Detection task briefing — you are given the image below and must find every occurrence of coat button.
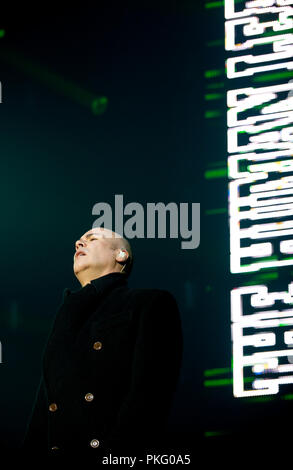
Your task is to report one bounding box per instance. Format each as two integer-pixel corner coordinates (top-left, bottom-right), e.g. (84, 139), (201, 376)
(85, 392), (94, 402)
(90, 439), (100, 448)
(49, 403), (58, 412)
(93, 341), (102, 350)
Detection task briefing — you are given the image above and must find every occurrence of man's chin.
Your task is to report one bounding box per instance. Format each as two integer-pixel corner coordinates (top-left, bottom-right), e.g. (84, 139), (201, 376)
(73, 262), (90, 275)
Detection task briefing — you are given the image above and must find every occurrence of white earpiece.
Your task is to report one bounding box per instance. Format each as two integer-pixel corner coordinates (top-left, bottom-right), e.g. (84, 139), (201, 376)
(119, 251), (126, 258)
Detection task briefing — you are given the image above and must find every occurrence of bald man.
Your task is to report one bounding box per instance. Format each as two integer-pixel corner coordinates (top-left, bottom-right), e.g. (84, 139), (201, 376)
(22, 228), (183, 462)
(74, 228), (133, 285)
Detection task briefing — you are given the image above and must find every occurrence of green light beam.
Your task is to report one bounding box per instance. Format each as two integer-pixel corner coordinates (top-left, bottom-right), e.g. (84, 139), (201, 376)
(0, 48), (108, 115)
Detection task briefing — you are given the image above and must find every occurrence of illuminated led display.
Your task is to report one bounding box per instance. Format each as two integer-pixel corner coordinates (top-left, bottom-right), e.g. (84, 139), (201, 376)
(231, 284), (293, 397)
(226, 4), (293, 274)
(225, 0), (293, 397)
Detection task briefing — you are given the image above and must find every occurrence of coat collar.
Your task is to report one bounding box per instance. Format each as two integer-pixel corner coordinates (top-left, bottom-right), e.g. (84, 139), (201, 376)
(90, 272), (128, 295)
(61, 273), (129, 333)
(63, 272), (127, 301)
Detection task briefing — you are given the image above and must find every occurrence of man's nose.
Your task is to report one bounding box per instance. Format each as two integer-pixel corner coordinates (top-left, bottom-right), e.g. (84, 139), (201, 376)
(75, 239), (86, 251)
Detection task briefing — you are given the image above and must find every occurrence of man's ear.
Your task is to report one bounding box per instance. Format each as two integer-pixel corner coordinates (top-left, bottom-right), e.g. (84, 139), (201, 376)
(116, 249), (129, 263)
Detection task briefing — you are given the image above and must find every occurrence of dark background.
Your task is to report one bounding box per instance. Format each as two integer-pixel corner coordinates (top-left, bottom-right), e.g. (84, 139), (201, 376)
(0, 0), (291, 458)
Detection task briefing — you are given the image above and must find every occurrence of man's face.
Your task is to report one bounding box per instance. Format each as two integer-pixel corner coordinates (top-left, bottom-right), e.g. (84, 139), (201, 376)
(73, 227), (120, 277)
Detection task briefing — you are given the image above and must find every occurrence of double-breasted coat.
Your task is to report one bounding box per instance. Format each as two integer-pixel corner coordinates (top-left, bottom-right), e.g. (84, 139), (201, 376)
(22, 272), (183, 460)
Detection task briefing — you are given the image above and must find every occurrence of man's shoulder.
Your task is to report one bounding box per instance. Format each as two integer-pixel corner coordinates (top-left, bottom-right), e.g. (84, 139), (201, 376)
(125, 287), (181, 326)
(126, 287), (177, 306)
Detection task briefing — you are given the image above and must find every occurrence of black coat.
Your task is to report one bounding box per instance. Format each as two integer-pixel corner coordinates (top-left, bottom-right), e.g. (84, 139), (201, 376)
(22, 272), (183, 461)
